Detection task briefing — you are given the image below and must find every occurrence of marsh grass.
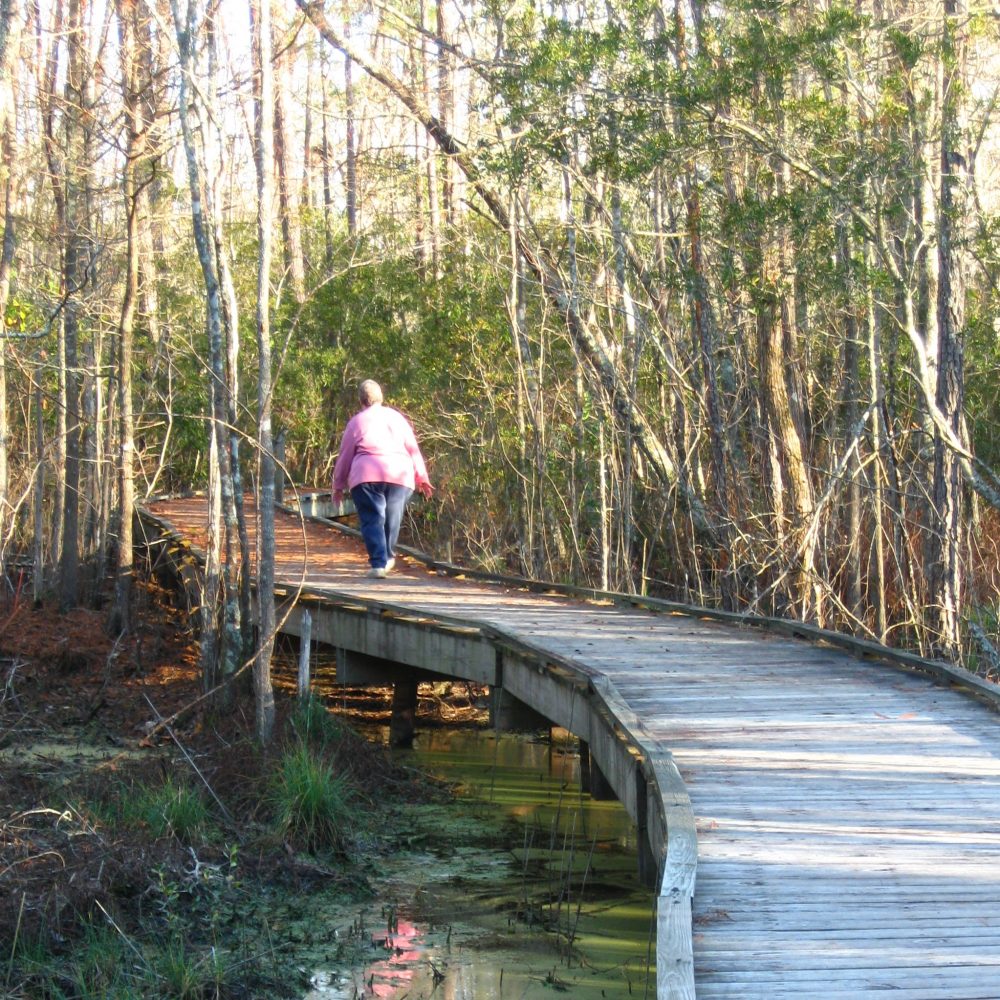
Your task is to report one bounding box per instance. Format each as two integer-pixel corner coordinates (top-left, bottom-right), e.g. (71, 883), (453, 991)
(5, 917), (243, 1000)
(271, 744), (355, 854)
(60, 923), (138, 998)
(119, 777), (212, 843)
(152, 932), (226, 1000)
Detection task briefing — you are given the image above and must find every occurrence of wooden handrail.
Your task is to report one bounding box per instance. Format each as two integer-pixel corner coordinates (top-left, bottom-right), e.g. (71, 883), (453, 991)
(281, 494), (1000, 713)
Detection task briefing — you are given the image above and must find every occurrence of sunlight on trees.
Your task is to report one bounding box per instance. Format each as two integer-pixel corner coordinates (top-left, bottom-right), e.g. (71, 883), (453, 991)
(0, 0), (998, 735)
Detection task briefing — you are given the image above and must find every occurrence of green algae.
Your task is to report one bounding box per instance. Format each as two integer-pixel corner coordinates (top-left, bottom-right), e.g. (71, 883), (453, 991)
(297, 727), (655, 999)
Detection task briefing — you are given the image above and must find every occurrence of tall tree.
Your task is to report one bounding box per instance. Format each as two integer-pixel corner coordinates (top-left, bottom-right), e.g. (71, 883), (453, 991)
(170, 0), (241, 690)
(251, 0), (276, 743)
(928, 0), (971, 659)
(0, 0), (20, 569)
(273, 5), (306, 303)
(58, 0), (89, 610)
(110, 0), (151, 635)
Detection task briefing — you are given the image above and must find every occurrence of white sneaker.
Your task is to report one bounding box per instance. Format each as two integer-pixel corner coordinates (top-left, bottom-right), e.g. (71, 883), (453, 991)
(385, 558), (395, 572)
(365, 567), (387, 579)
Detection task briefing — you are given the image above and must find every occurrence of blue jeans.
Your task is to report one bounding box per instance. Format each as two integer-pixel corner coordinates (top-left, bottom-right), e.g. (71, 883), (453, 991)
(350, 483), (413, 568)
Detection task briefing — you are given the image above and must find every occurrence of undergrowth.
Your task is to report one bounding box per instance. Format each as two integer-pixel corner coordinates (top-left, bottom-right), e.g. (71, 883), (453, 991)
(0, 691), (436, 1000)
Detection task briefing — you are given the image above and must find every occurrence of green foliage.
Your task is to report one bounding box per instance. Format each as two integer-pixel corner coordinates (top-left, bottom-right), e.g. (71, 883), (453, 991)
(270, 745), (354, 855)
(277, 226), (512, 485)
(2, 291), (46, 335)
(114, 777), (212, 844)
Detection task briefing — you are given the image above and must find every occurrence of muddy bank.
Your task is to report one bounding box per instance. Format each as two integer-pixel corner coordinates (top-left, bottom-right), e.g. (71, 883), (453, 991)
(0, 586), (434, 997)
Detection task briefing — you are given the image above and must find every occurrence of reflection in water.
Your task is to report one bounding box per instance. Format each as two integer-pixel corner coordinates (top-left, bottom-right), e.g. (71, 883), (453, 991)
(404, 726), (637, 848)
(304, 725), (655, 999)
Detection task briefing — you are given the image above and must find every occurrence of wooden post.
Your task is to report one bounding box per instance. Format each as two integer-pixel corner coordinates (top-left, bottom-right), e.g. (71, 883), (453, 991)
(579, 739), (592, 794)
(589, 755), (617, 802)
(389, 676), (419, 746)
(298, 609), (311, 701)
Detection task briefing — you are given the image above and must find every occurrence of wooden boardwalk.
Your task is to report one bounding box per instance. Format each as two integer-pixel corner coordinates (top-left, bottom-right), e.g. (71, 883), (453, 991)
(142, 497), (1000, 1000)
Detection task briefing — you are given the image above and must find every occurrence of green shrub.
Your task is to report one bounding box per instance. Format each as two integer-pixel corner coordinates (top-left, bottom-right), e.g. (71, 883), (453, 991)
(271, 746), (353, 854)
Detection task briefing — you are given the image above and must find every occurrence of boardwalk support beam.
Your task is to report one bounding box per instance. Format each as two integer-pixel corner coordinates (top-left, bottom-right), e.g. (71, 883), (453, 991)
(490, 688), (551, 732)
(588, 754), (617, 801)
(636, 769), (657, 889)
(390, 676), (419, 747)
(334, 647), (449, 686)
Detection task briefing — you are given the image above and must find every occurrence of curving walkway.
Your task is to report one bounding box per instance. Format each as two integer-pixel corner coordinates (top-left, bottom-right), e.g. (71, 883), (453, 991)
(142, 497), (1000, 999)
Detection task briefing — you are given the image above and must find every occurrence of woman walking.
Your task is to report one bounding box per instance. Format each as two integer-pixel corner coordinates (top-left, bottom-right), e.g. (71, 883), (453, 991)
(331, 380), (433, 578)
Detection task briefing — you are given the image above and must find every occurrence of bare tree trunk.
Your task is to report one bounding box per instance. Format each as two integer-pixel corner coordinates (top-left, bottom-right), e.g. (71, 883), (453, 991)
(319, 43), (333, 266)
(928, 0), (969, 660)
(171, 0), (238, 691)
(301, 36), (313, 212)
(137, 183), (161, 350)
(756, 58), (816, 619)
(413, 116), (425, 269)
(33, 360), (44, 601)
(81, 51), (102, 581)
(0, 152), (14, 566)
(273, 11), (305, 303)
(866, 253), (888, 643)
(137, 1), (165, 358)
(0, 2), (18, 566)
(419, 0), (439, 274)
(0, 0), (16, 76)
(202, 7), (251, 673)
(110, 0), (147, 636)
(59, 0), (89, 611)
(36, 0), (64, 565)
(838, 215), (862, 621)
(507, 193), (533, 573)
(343, 8), (356, 235)
(435, 0), (453, 226)
(251, 0), (276, 743)
(758, 228), (815, 617)
(598, 422), (609, 591)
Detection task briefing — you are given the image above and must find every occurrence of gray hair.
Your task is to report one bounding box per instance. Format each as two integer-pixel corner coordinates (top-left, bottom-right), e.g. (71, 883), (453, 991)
(358, 379), (383, 406)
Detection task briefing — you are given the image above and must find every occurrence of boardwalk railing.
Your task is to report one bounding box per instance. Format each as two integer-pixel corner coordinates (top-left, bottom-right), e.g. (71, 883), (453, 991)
(296, 493), (1000, 712)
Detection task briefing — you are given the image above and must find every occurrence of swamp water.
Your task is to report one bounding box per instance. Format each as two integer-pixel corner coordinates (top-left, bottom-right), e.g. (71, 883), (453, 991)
(300, 727), (656, 999)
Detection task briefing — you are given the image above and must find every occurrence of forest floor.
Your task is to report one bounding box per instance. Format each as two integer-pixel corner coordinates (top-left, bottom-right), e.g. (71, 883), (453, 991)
(0, 574), (492, 999)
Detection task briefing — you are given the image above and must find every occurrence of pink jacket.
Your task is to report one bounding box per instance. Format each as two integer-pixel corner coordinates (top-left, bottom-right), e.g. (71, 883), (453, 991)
(332, 403), (431, 492)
